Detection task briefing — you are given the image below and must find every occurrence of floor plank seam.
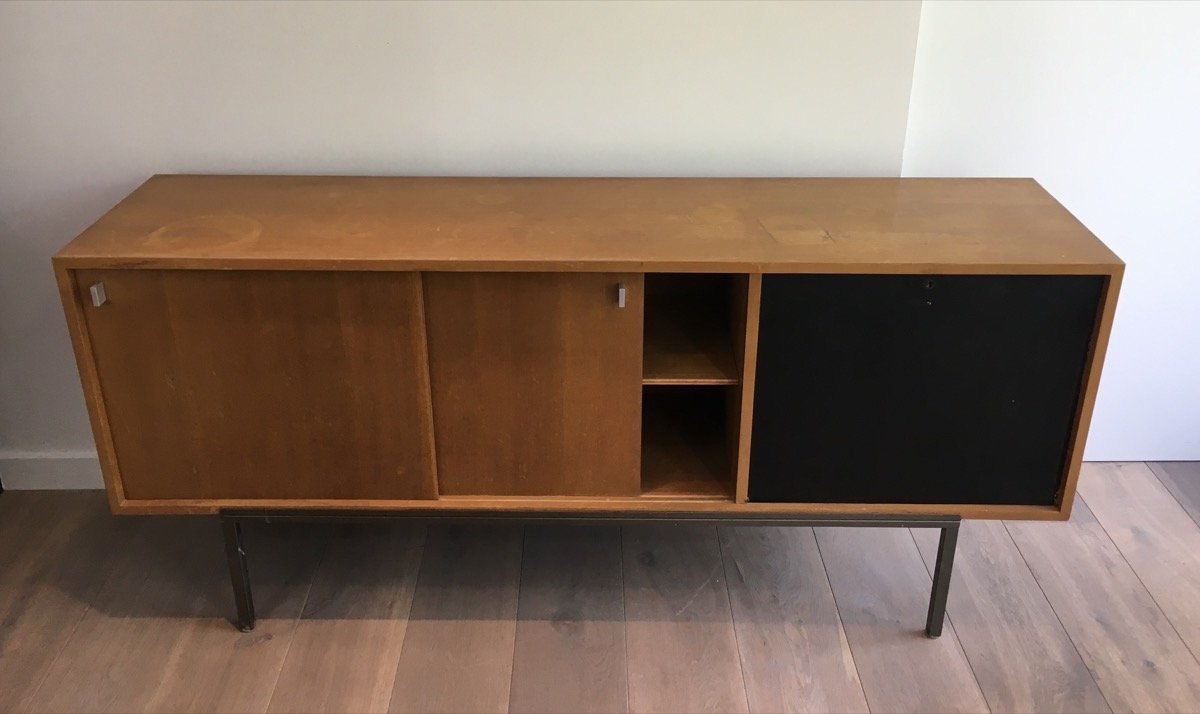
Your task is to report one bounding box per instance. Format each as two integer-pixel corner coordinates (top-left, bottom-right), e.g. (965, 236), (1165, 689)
(1077, 489), (1200, 671)
(21, 518), (146, 713)
(714, 527), (753, 714)
(9, 465), (1200, 714)
(1001, 519), (1116, 714)
(20, 596), (94, 713)
(382, 525), (431, 714)
(264, 530), (334, 714)
(619, 525), (632, 714)
(381, 526), (433, 714)
(509, 526), (530, 713)
(504, 524), (528, 714)
(1147, 462), (1200, 531)
(810, 529), (874, 714)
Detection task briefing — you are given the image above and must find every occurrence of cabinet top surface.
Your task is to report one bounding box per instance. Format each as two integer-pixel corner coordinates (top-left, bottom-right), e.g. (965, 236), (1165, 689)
(54, 175), (1122, 273)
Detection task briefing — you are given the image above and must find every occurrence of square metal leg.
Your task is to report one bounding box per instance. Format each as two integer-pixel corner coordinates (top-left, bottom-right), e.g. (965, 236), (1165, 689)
(221, 516), (256, 632)
(925, 521), (959, 638)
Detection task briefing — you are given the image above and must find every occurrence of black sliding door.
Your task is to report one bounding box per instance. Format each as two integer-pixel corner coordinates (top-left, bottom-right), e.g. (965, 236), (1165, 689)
(748, 274), (1104, 505)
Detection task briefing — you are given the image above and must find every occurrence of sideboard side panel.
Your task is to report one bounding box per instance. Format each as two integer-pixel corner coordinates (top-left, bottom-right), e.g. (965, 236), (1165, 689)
(1056, 268), (1123, 516)
(54, 264), (127, 510)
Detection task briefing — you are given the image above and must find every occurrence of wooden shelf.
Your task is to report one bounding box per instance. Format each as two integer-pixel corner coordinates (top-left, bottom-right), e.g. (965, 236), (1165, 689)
(642, 273), (740, 386)
(642, 320), (739, 385)
(640, 388), (733, 501)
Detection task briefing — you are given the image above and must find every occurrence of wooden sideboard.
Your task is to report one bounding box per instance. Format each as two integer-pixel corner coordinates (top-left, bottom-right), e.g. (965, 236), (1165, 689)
(54, 176), (1122, 633)
(54, 175), (1121, 520)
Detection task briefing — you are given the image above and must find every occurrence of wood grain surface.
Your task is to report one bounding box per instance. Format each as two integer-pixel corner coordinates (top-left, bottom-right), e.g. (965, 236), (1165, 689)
(424, 272), (643, 497)
(111, 494), (1069, 519)
(719, 527), (869, 713)
(815, 527), (988, 713)
(509, 525), (628, 714)
(623, 525), (748, 714)
(75, 269), (438, 502)
(143, 523), (329, 713)
(6, 465), (1200, 714)
(55, 176), (1122, 273)
(1078, 463), (1200, 658)
(0, 492), (134, 713)
(55, 179), (1120, 518)
(268, 524), (425, 714)
(1149, 461), (1200, 527)
(25, 517), (216, 713)
(389, 525), (524, 714)
(1007, 499), (1200, 711)
(911, 520), (1109, 712)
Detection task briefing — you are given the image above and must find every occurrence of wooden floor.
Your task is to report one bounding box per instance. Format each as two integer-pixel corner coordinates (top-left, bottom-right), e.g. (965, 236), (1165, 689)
(3, 462), (1200, 713)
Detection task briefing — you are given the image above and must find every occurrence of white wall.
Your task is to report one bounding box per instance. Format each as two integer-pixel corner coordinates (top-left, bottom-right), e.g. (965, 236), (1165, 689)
(7, 0), (1194, 488)
(902, 1), (1200, 460)
(0, 1), (922, 487)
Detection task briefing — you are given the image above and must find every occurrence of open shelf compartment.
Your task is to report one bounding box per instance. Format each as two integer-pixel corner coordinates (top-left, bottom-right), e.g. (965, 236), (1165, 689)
(642, 274), (743, 385)
(640, 385), (737, 500)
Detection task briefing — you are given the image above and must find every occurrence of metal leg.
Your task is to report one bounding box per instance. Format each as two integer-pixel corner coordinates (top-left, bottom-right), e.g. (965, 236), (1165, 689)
(221, 516), (256, 632)
(925, 519), (960, 638)
(215, 508), (961, 637)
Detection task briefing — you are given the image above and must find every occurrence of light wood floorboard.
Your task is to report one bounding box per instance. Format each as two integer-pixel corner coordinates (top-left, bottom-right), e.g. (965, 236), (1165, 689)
(509, 525), (627, 714)
(623, 525), (748, 714)
(145, 523), (329, 713)
(24, 517), (219, 713)
(388, 524), (524, 714)
(911, 520), (1109, 713)
(1006, 496), (1200, 712)
(2, 461), (1200, 713)
(1078, 463), (1200, 664)
(719, 526), (868, 714)
(0, 492), (135, 714)
(267, 523), (425, 714)
(815, 527), (988, 713)
(1148, 461), (1200, 527)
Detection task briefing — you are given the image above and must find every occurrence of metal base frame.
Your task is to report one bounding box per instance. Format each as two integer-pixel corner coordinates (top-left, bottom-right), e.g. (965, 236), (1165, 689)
(218, 508), (961, 638)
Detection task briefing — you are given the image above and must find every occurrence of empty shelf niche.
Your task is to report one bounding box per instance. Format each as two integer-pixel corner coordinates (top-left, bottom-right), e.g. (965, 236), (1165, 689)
(642, 273), (744, 386)
(641, 386), (735, 500)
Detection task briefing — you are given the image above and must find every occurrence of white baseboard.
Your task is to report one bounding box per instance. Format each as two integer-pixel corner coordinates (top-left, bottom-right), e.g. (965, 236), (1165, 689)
(0, 451), (104, 490)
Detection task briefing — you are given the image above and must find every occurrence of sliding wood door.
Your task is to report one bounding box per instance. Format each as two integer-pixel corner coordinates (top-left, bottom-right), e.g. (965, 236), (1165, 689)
(76, 269), (438, 501)
(424, 272), (643, 497)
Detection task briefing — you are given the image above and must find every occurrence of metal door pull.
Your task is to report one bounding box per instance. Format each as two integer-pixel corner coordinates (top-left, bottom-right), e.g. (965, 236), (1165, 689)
(89, 283), (107, 307)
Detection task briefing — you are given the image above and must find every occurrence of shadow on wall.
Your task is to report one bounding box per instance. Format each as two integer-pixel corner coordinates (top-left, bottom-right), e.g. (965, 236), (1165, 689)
(0, 178), (147, 458)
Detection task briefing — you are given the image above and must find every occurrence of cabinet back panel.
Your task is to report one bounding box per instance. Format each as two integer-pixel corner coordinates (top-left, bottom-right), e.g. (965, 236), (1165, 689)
(749, 274), (1104, 505)
(76, 270), (437, 500)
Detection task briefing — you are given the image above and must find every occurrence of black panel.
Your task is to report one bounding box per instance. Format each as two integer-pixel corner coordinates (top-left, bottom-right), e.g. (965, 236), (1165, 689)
(749, 274), (1104, 505)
